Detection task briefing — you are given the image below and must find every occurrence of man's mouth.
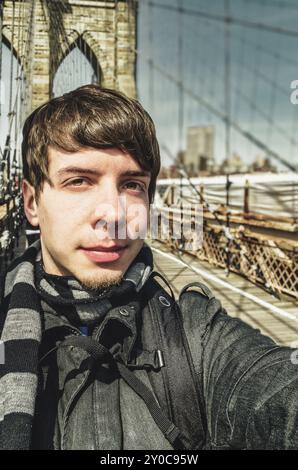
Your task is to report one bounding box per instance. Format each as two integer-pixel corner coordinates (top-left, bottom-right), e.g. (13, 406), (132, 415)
(80, 245), (128, 263)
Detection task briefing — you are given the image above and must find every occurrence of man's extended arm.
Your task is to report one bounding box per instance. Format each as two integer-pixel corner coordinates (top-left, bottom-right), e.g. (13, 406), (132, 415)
(180, 290), (298, 449)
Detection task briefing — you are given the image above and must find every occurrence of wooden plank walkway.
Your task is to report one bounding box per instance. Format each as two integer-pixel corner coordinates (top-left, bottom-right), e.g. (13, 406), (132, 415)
(149, 240), (298, 348)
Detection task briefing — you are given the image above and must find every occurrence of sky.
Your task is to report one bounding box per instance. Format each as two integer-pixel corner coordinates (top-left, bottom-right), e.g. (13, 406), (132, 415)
(1, 0), (298, 171)
(136, 0), (298, 170)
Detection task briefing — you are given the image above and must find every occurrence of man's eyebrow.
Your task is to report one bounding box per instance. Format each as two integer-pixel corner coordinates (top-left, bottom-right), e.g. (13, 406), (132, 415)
(55, 167), (151, 178)
(121, 170), (151, 178)
(56, 167), (100, 177)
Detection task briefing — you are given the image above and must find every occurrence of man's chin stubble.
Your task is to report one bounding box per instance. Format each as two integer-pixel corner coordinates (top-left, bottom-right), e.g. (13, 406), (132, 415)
(79, 272), (123, 292)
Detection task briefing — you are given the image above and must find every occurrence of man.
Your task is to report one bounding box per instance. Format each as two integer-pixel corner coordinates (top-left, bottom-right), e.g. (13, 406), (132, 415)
(0, 85), (297, 450)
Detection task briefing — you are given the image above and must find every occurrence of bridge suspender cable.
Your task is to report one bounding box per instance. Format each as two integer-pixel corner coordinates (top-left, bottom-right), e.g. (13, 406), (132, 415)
(134, 47), (296, 173)
(146, 0), (298, 38)
(224, 0), (231, 277)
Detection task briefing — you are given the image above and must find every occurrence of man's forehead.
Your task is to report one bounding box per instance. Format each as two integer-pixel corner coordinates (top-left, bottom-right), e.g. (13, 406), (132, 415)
(48, 146), (150, 177)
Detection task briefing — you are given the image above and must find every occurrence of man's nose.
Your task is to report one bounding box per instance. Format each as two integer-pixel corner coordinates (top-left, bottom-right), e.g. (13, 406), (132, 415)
(96, 185), (117, 209)
(93, 185), (127, 237)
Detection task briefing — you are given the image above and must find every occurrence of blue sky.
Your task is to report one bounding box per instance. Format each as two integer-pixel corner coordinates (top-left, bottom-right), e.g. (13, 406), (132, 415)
(136, 0), (298, 169)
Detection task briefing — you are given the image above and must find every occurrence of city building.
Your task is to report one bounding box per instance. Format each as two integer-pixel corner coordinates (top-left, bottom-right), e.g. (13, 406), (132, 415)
(184, 126), (215, 174)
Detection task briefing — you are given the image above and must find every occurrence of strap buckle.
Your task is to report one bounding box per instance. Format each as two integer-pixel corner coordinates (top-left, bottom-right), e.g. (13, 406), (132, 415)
(126, 349), (165, 371)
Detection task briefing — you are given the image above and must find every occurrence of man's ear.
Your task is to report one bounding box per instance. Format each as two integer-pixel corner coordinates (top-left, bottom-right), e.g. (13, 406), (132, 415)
(22, 179), (39, 227)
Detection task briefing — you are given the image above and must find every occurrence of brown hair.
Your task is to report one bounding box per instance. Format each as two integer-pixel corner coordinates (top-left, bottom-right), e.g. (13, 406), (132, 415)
(22, 84), (160, 203)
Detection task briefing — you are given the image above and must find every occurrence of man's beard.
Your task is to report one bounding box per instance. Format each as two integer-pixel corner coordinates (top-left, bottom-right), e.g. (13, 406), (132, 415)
(78, 270), (123, 293)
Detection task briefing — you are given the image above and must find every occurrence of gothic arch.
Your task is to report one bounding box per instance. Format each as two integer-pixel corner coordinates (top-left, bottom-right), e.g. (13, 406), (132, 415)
(54, 33), (103, 86)
(1, 34), (22, 67)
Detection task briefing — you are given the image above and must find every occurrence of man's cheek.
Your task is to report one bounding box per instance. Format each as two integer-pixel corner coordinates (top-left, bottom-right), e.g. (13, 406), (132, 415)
(40, 212), (71, 239)
(126, 203), (148, 240)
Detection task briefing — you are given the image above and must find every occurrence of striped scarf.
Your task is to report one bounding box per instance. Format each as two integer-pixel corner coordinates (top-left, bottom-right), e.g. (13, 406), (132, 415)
(0, 240), (153, 450)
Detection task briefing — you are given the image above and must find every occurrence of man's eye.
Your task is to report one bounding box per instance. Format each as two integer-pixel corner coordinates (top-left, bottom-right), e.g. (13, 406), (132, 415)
(66, 178), (89, 187)
(123, 181), (145, 191)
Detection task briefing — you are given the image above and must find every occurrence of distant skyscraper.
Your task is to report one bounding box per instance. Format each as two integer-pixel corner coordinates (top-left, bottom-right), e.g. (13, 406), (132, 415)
(184, 126), (215, 173)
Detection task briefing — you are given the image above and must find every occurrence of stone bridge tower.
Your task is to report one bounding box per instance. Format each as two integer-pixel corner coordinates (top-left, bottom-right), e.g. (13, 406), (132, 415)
(2, 0), (138, 112)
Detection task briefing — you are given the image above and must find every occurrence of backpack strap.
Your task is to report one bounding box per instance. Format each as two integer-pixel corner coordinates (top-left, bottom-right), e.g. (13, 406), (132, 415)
(142, 272), (207, 449)
(177, 280), (215, 445)
(179, 281), (215, 300)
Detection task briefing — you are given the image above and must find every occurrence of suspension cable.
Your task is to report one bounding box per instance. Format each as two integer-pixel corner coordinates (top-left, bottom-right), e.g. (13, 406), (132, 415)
(145, 1), (298, 38)
(133, 46), (296, 172)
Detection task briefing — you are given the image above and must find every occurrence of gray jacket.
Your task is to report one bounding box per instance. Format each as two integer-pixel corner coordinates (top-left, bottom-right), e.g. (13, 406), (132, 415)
(32, 277), (298, 450)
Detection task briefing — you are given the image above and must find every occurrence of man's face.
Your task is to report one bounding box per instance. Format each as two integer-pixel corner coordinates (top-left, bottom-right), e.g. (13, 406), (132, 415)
(23, 147), (151, 290)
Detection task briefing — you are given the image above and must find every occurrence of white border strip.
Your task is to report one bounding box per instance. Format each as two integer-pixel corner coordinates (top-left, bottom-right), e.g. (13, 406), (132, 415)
(151, 246), (298, 324)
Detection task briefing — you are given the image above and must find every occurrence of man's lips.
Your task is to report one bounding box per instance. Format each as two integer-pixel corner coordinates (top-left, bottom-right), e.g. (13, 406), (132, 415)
(82, 245), (127, 252)
(80, 245), (128, 262)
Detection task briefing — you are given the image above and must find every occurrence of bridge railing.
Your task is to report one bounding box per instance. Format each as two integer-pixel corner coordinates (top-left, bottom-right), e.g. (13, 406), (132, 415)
(0, 168), (24, 275)
(148, 205), (298, 302)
